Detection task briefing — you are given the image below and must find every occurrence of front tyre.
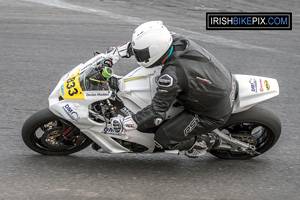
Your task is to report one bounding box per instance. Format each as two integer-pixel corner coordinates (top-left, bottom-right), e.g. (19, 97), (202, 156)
(22, 108), (92, 155)
(210, 106), (281, 159)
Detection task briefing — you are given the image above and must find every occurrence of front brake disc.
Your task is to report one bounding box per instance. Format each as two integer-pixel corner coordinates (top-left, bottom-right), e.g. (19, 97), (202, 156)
(41, 127), (73, 150)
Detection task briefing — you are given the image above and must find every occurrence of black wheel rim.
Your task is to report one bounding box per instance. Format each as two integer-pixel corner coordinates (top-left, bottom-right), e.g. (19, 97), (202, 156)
(31, 119), (88, 152)
(219, 122), (275, 156)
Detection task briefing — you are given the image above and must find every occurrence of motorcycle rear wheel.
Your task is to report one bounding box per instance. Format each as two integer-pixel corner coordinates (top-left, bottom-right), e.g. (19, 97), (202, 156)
(209, 106), (281, 159)
(22, 108), (92, 155)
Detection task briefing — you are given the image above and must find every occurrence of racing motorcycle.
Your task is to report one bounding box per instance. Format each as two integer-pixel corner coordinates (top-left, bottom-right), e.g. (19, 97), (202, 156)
(22, 53), (281, 159)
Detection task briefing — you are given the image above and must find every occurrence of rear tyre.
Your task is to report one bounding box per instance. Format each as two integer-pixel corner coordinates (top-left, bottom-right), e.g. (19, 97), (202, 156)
(209, 106), (281, 159)
(22, 108), (92, 155)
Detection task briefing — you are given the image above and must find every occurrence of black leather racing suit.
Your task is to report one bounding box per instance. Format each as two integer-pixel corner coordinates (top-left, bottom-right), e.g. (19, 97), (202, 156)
(131, 34), (236, 149)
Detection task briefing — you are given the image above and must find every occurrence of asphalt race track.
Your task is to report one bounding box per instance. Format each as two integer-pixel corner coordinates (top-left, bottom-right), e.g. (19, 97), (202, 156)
(0, 0), (299, 199)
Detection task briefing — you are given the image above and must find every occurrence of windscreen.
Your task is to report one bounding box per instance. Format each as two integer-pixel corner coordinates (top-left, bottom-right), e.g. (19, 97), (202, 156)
(79, 67), (109, 91)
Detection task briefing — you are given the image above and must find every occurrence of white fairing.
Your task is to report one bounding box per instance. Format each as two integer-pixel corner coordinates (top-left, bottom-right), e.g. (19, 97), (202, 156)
(117, 66), (184, 119)
(48, 54), (157, 153)
(118, 66), (161, 111)
(232, 74), (279, 113)
(48, 54), (279, 154)
(49, 54), (112, 127)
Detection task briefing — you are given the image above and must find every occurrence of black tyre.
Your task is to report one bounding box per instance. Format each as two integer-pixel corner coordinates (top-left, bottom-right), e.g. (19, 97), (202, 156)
(22, 108), (92, 155)
(209, 106), (281, 159)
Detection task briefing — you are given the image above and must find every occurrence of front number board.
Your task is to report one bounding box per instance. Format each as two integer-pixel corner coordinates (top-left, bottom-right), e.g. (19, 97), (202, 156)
(60, 74), (85, 100)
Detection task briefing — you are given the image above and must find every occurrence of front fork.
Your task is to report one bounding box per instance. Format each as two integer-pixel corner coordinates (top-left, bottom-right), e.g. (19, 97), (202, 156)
(212, 129), (261, 156)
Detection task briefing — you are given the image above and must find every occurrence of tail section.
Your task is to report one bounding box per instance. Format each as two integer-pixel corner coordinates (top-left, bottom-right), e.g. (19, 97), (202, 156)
(233, 74), (279, 113)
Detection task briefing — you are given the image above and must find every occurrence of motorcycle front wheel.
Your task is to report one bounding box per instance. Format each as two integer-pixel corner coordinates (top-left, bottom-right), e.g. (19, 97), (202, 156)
(22, 108), (92, 155)
(209, 106), (281, 159)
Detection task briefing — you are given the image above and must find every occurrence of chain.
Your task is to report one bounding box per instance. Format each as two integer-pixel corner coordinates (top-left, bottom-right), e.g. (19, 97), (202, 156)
(231, 134), (257, 146)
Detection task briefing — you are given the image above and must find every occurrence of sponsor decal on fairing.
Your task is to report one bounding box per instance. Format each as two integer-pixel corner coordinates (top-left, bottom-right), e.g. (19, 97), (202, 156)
(259, 79), (264, 92)
(61, 85), (65, 95)
(62, 104), (80, 121)
(264, 80), (270, 90)
(101, 127), (126, 136)
(249, 78), (257, 92)
(85, 92), (110, 97)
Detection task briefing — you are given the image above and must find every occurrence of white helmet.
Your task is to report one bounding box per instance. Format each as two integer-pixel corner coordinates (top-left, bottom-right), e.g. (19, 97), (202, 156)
(131, 21), (173, 68)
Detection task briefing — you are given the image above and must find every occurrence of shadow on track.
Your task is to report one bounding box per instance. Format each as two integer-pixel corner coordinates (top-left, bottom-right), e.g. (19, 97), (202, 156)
(20, 153), (270, 178)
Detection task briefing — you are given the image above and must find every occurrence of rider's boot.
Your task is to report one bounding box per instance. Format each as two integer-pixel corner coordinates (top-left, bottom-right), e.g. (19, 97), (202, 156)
(185, 133), (220, 158)
(169, 137), (196, 151)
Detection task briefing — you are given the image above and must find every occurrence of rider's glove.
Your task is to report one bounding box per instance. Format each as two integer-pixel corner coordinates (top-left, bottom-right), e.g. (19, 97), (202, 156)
(123, 116), (138, 131)
(110, 115), (137, 132)
(106, 42), (133, 64)
(117, 42), (133, 58)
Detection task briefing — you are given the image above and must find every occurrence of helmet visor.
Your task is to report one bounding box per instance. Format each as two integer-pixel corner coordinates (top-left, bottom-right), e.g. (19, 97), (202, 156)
(133, 47), (151, 63)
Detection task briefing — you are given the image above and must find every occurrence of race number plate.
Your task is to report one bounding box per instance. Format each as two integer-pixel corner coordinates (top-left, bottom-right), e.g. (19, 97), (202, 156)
(60, 74), (85, 100)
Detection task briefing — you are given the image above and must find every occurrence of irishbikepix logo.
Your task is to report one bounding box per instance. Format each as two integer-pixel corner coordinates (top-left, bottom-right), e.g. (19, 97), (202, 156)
(206, 12), (292, 30)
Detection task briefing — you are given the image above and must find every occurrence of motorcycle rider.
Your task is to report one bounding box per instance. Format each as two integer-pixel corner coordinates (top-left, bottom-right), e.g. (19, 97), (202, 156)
(107, 21), (236, 158)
